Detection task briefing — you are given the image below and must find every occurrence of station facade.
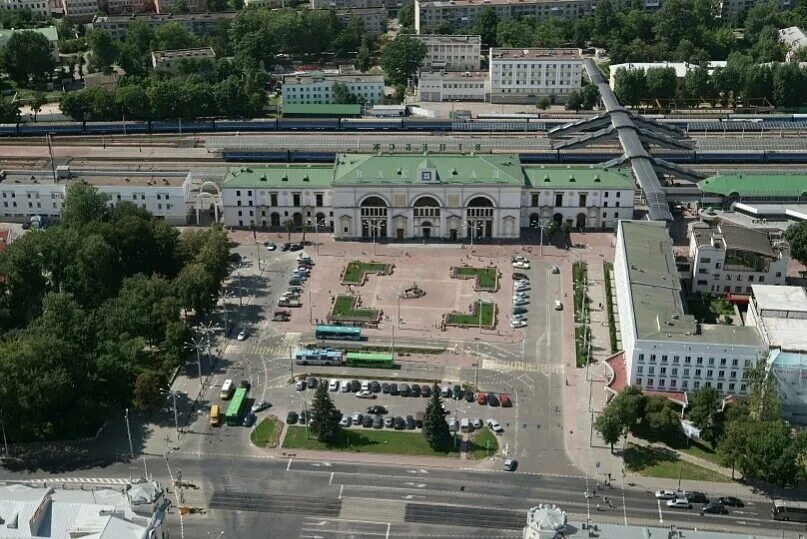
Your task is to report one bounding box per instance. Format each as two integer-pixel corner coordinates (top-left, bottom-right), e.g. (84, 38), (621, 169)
(220, 153), (636, 240)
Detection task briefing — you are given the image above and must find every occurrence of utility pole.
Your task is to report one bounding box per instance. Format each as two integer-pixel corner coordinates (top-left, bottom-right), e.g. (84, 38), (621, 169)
(185, 336), (206, 390)
(170, 391), (179, 433)
(288, 346), (295, 379)
(308, 289), (313, 324)
(237, 271), (243, 307)
(124, 408), (134, 459)
(46, 133), (57, 182)
(1, 423), (8, 458)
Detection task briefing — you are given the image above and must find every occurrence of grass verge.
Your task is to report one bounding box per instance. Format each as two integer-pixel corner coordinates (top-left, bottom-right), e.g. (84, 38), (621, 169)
(331, 295), (379, 321)
(472, 427), (499, 460)
(623, 443), (729, 482)
(603, 262), (618, 353)
(342, 261), (391, 284)
(251, 417), (281, 448)
(282, 426), (460, 457)
(454, 266), (498, 290)
(446, 300), (496, 328)
(575, 325), (590, 367)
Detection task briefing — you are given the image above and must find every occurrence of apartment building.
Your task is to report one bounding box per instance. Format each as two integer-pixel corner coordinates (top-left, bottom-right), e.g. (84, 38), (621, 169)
(489, 48), (584, 103)
(332, 6), (387, 35)
(152, 47), (216, 70)
(282, 72), (385, 105)
(414, 34), (481, 71)
(418, 70), (488, 101)
(104, 0), (149, 14)
(0, 26), (59, 61)
(414, 0), (594, 34)
(62, 0), (98, 22)
(310, 0), (403, 16)
(154, 0), (205, 12)
(688, 222), (789, 296)
(719, 0), (791, 21)
(91, 12), (236, 40)
(614, 220), (765, 396)
(0, 0), (51, 17)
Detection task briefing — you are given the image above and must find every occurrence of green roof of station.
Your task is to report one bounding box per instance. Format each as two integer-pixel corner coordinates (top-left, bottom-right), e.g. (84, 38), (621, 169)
(223, 165), (333, 188)
(282, 104), (362, 116)
(332, 153), (525, 186)
(0, 26), (58, 42)
(523, 166), (634, 189)
(699, 173), (807, 197)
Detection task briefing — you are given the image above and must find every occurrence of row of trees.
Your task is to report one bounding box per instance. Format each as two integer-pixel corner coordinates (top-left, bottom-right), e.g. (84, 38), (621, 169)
(308, 382), (454, 451)
(614, 60), (807, 108)
(595, 363), (807, 486)
(0, 184), (230, 441)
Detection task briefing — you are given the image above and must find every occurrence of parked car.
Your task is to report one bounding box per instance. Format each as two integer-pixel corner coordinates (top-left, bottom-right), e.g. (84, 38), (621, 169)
(367, 405), (387, 415)
(361, 381), (370, 392)
(299, 410), (307, 424)
(389, 383), (399, 395)
(499, 393), (512, 407)
(339, 415), (351, 427)
(281, 242), (291, 251)
(237, 329), (248, 341)
(514, 284), (530, 293)
(286, 411), (299, 424)
(307, 377), (318, 389)
(351, 412), (363, 424)
(399, 384), (411, 397)
(477, 392), (488, 405)
(295, 380), (307, 391)
(251, 401), (270, 413)
(686, 492), (709, 504)
(362, 415), (373, 427)
(421, 385), (431, 398)
(513, 272), (529, 281)
(410, 384), (421, 397)
(452, 384), (463, 399)
(717, 497), (743, 507)
(667, 499), (692, 509)
(355, 390), (376, 399)
(551, 265), (560, 274)
(554, 300), (563, 310)
(340, 380), (351, 393)
(289, 243), (303, 251)
(487, 418), (503, 433)
(265, 242), (277, 251)
(513, 299), (530, 306)
(394, 416), (406, 430)
(384, 416), (394, 428)
(350, 380), (361, 392)
(369, 381), (381, 393)
(512, 307), (528, 315)
(240, 380), (251, 391)
(702, 502), (728, 515)
(512, 261), (530, 269)
(328, 379), (339, 391)
(655, 490), (677, 500)
(511, 319), (527, 328)
(503, 458), (518, 472)
(512, 294), (530, 301)
(382, 382), (390, 394)
(405, 415), (416, 430)
(371, 415), (382, 429)
(487, 393), (500, 407)
(440, 386), (451, 398)
(471, 418), (483, 430)
(464, 390), (474, 402)
(415, 411), (425, 428)
(447, 418), (459, 432)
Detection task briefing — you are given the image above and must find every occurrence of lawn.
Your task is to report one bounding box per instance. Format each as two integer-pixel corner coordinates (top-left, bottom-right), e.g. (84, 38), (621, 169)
(454, 266), (498, 291)
(282, 426), (460, 457)
(573, 261), (589, 324)
(575, 325), (590, 367)
(472, 427), (499, 460)
(342, 261), (391, 285)
(686, 294), (734, 324)
(623, 443), (729, 482)
(446, 301), (496, 328)
(250, 417), (281, 448)
(331, 295), (379, 322)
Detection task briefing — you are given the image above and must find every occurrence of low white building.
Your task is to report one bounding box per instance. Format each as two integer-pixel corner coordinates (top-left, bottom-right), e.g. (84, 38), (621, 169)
(0, 168), (193, 225)
(0, 478), (166, 539)
(614, 220), (765, 396)
(779, 26), (807, 51)
(414, 34), (482, 71)
(152, 47), (216, 70)
(281, 71), (385, 105)
(521, 166), (634, 229)
(489, 48), (584, 104)
(689, 222), (789, 296)
(418, 71), (488, 102)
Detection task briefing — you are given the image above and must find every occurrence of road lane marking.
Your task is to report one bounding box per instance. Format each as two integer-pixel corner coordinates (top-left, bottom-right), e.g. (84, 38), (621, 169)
(287, 457), (293, 471)
(339, 484), (344, 499)
(657, 500), (663, 523)
(385, 523), (391, 539)
(329, 472), (334, 485)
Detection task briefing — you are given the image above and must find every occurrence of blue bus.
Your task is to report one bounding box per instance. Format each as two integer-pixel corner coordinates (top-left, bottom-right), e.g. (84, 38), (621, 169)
(295, 348), (344, 366)
(315, 324), (362, 341)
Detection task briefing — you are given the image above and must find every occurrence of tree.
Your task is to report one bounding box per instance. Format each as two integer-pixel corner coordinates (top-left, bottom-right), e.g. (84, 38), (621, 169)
(472, 6), (499, 46)
(537, 96), (551, 110)
(154, 22), (199, 51)
(333, 82), (359, 104)
(642, 396), (681, 439)
(566, 90), (583, 111)
(595, 408), (623, 453)
(0, 30), (54, 83)
(381, 35), (426, 86)
(30, 92), (47, 122)
(61, 182), (110, 227)
(310, 383), (341, 444)
(683, 67), (712, 101)
(87, 29), (116, 72)
(688, 386), (723, 443)
(116, 84), (149, 121)
(355, 39), (373, 72)
(397, 3), (414, 30)
(773, 63), (805, 108)
(423, 383), (452, 450)
(645, 67), (678, 100)
(284, 219), (294, 241)
(0, 97), (19, 123)
(609, 385), (645, 432)
(718, 416), (749, 478)
(786, 221), (807, 266)
(133, 370), (166, 411)
(581, 84), (600, 109)
(746, 359), (782, 421)
(613, 68), (646, 108)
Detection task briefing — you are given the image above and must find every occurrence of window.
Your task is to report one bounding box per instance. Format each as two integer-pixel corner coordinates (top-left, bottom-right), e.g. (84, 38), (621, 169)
(648, 366), (655, 374)
(650, 354), (656, 361)
(696, 357), (703, 365)
(293, 193), (301, 206)
(718, 370), (725, 378)
(316, 193), (324, 206)
(759, 276), (765, 282)
(270, 193), (278, 206)
(616, 191), (621, 198)
(682, 380), (689, 389)
(744, 359), (751, 367)
(238, 210), (242, 217)
(707, 369), (713, 377)
(694, 381), (700, 389)
(730, 371), (737, 378)
(531, 193), (539, 207)
(660, 367), (667, 375)
(748, 275), (754, 282)
(683, 368), (690, 376)
(661, 355), (668, 363)
(729, 383), (735, 391)
(776, 272), (782, 277)
(720, 358), (727, 366)
(647, 379), (654, 386)
(700, 257), (711, 264)
(741, 384), (747, 392)
(638, 353), (644, 361)
(637, 366), (644, 374)
(695, 369), (702, 376)
(732, 359), (738, 366)
(636, 378), (642, 385)
(685, 356), (691, 364)
(672, 367), (678, 375)
(673, 356), (680, 364)
(659, 379), (665, 387)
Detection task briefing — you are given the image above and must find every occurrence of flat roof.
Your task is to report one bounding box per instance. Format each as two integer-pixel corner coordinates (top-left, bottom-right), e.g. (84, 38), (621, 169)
(753, 284), (807, 313)
(282, 104), (363, 116)
(282, 73), (384, 85)
(93, 11), (236, 22)
(699, 173), (807, 198)
(523, 165), (633, 189)
(223, 165), (333, 188)
(75, 175), (187, 187)
(422, 0), (590, 7)
(153, 47), (215, 61)
(691, 223), (777, 258)
(618, 220), (761, 345)
(0, 25), (58, 42)
(419, 70), (487, 80)
(332, 153), (524, 186)
(753, 286), (807, 351)
(414, 34), (481, 44)
(491, 48), (583, 60)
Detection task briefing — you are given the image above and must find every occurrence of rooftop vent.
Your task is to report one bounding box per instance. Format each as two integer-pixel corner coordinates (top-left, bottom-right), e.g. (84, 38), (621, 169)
(594, 175), (601, 182)
(281, 175), (288, 182)
(260, 175), (267, 182)
(303, 176), (309, 182)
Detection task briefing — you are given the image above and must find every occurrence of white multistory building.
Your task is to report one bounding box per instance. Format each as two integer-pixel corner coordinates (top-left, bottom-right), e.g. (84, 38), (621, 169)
(281, 72), (385, 105)
(0, 0), (51, 17)
(414, 34), (482, 71)
(614, 220), (766, 396)
(689, 222), (789, 296)
(418, 71), (488, 102)
(489, 48), (584, 104)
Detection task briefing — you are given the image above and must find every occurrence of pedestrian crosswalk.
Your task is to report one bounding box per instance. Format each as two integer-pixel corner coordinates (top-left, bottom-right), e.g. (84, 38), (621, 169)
(239, 332), (301, 358)
(9, 477), (130, 486)
(482, 358), (563, 374)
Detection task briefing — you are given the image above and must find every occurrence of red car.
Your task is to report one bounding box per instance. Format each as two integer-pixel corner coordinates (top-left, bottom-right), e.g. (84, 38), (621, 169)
(477, 392), (488, 405)
(499, 393), (512, 407)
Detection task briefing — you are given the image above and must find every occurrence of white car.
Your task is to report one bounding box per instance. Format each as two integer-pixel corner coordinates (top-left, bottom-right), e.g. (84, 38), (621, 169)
(328, 379), (339, 391)
(355, 390), (376, 399)
(265, 242), (277, 251)
(361, 381), (370, 392)
(512, 256), (529, 263)
(472, 418), (483, 430)
(667, 498), (692, 509)
(513, 299), (529, 306)
(486, 418), (504, 433)
(340, 380), (351, 392)
(512, 261), (531, 269)
(237, 329), (247, 341)
(551, 265), (560, 274)
(511, 319), (527, 328)
(655, 490), (677, 500)
(514, 284), (530, 292)
(512, 294), (530, 301)
(339, 415), (351, 427)
(554, 300), (563, 310)
(251, 401), (270, 413)
(351, 412), (362, 423)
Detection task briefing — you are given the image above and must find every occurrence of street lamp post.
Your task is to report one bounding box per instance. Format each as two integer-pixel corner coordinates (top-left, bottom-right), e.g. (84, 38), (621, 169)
(185, 336), (206, 390)
(309, 218), (326, 256)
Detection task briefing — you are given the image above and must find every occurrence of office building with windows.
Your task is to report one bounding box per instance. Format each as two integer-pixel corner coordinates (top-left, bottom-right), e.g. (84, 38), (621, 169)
(489, 48), (584, 103)
(281, 72), (385, 105)
(418, 70), (488, 102)
(414, 34), (482, 71)
(414, 0), (594, 33)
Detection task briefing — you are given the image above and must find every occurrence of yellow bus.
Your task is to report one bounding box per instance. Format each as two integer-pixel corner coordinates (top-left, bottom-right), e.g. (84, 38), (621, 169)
(210, 404), (221, 427)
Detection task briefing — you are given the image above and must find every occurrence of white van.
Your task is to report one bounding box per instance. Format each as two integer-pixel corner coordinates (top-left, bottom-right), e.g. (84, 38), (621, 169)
(220, 379), (234, 400)
(460, 418), (471, 432)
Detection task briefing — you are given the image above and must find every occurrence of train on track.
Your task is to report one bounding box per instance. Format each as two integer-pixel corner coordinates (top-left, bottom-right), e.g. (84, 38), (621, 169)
(3, 114), (807, 138)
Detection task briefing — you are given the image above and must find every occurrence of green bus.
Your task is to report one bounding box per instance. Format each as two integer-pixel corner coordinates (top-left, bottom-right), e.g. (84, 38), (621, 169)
(345, 352), (394, 369)
(225, 387), (248, 425)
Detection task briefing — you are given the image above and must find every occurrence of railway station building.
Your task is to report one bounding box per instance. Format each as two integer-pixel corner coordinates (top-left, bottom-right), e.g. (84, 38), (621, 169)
(219, 153), (635, 239)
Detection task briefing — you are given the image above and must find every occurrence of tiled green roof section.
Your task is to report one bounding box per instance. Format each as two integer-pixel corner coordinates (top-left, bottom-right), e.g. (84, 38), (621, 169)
(523, 166), (634, 189)
(283, 104), (362, 116)
(0, 26), (58, 42)
(619, 220), (761, 345)
(699, 173), (807, 197)
(223, 165), (333, 188)
(332, 153), (524, 185)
